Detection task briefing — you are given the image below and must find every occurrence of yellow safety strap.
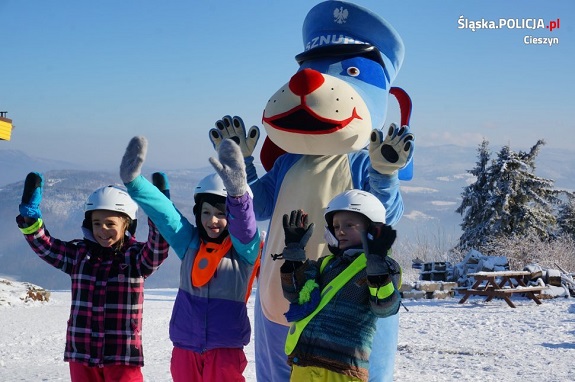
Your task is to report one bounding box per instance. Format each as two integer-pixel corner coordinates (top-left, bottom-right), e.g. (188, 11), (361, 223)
(19, 219), (43, 235)
(284, 253), (366, 355)
(369, 282), (395, 299)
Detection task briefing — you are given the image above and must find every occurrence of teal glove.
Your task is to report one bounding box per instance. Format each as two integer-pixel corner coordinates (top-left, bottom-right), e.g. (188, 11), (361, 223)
(152, 172), (170, 199)
(208, 139), (247, 197)
(19, 172), (43, 219)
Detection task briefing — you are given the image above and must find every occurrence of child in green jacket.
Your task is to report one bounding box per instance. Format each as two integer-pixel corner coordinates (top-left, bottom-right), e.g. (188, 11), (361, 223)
(276, 189), (401, 382)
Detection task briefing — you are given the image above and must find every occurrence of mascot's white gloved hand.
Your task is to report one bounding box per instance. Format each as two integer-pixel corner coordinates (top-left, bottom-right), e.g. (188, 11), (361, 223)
(209, 138), (247, 197)
(209, 115), (260, 158)
(369, 123), (415, 175)
(120, 136), (148, 184)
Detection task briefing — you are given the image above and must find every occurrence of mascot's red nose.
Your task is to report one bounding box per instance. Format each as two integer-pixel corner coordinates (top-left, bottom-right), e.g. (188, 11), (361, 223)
(289, 68), (325, 96)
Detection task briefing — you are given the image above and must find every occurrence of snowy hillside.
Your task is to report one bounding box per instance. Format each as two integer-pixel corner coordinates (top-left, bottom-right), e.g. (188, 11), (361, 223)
(1, 279), (575, 381)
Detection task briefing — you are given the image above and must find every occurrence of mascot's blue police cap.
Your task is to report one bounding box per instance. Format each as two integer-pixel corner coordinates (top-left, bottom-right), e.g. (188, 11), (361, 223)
(297, 0), (404, 82)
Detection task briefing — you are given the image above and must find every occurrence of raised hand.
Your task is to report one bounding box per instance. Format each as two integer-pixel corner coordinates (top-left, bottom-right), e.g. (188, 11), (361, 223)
(152, 172), (170, 199)
(366, 223), (396, 256)
(365, 223), (397, 278)
(280, 209), (315, 262)
(209, 139), (247, 197)
(209, 115), (260, 158)
(369, 123), (414, 175)
(120, 136), (148, 184)
(19, 172), (44, 220)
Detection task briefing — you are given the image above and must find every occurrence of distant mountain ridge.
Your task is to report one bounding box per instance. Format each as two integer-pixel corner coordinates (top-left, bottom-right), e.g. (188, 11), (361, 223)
(1, 146), (573, 289)
(0, 149), (90, 187)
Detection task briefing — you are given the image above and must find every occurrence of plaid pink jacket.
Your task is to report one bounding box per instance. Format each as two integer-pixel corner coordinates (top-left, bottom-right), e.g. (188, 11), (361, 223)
(17, 215), (169, 367)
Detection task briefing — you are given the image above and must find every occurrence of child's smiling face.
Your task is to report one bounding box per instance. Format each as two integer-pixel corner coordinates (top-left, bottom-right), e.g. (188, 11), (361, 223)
(331, 211), (369, 250)
(200, 202), (228, 239)
(91, 210), (128, 247)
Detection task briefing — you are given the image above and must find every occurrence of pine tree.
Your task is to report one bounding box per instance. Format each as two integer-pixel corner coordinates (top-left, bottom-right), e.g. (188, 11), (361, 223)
(483, 140), (560, 244)
(558, 194), (575, 239)
(456, 139), (561, 255)
(456, 139), (491, 250)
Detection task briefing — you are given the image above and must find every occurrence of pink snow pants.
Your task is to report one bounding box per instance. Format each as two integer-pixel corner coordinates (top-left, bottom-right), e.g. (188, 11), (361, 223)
(170, 346), (248, 382)
(69, 361), (143, 382)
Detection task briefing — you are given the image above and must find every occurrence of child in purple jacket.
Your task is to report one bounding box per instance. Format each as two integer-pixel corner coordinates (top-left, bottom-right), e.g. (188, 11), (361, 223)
(119, 137), (261, 381)
(16, 174), (169, 382)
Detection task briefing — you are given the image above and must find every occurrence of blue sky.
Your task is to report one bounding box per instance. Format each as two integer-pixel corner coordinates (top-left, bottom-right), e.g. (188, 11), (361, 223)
(1, 0), (573, 170)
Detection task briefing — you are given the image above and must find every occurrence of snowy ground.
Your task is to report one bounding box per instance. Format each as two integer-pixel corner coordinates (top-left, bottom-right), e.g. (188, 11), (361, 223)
(1, 281), (575, 382)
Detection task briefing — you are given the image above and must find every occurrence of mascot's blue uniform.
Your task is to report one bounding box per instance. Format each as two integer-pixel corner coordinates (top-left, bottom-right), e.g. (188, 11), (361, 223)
(210, 2), (415, 381)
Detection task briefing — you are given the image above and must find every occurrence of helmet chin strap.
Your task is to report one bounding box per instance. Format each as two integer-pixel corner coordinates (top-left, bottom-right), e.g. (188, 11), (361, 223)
(323, 226), (339, 247)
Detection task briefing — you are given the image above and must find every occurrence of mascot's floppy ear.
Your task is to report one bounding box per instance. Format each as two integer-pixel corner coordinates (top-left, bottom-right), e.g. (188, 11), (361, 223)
(261, 138), (286, 172)
(389, 87), (414, 181)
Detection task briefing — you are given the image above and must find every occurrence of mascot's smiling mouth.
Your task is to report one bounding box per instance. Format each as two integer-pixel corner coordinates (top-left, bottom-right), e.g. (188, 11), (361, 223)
(263, 104), (362, 135)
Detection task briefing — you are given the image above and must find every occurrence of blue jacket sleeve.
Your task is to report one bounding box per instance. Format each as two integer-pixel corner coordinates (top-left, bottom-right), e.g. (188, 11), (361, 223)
(367, 168), (403, 227)
(125, 175), (198, 259)
(348, 150), (404, 227)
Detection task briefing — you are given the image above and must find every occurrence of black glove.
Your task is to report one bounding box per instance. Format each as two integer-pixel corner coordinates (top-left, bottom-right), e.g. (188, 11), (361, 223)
(19, 172), (44, 219)
(365, 223), (396, 278)
(281, 210), (315, 262)
(152, 172), (170, 199)
(367, 223), (396, 256)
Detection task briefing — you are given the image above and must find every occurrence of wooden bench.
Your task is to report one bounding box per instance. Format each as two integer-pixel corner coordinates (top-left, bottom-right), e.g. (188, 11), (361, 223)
(493, 286), (547, 294)
(459, 272), (548, 308)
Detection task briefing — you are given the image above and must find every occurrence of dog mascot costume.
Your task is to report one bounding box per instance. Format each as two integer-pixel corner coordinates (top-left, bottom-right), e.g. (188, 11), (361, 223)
(209, 1), (414, 381)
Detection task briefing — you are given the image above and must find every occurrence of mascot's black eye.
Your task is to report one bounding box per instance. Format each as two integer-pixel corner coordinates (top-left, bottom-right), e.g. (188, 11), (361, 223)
(346, 67), (360, 77)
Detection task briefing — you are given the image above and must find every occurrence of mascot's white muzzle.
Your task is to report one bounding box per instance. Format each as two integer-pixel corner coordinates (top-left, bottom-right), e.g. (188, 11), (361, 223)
(263, 68), (372, 155)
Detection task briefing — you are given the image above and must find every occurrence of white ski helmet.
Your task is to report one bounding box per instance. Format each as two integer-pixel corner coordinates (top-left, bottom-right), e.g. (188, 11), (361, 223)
(193, 173), (252, 201)
(194, 173), (227, 200)
(85, 185), (138, 219)
(324, 189), (386, 227)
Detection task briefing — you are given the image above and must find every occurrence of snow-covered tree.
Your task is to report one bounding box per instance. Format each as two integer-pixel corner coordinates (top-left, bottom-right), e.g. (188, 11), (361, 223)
(558, 194), (575, 239)
(456, 139), (562, 255)
(456, 139), (492, 250)
(485, 140), (560, 243)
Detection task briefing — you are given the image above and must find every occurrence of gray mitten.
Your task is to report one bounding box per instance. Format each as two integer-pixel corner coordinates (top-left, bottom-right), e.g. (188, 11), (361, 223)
(120, 136), (148, 184)
(208, 138), (247, 197)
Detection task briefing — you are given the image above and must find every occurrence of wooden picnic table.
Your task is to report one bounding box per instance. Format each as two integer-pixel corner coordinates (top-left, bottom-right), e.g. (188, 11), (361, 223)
(458, 271), (548, 308)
